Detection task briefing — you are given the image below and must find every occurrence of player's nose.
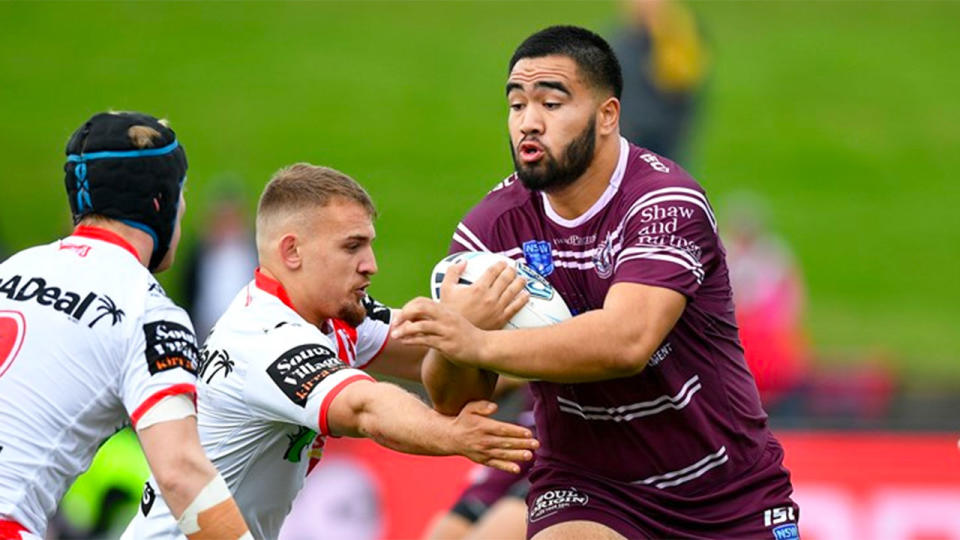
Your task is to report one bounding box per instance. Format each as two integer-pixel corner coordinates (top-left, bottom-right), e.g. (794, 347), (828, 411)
(359, 249), (377, 276)
(519, 106), (544, 136)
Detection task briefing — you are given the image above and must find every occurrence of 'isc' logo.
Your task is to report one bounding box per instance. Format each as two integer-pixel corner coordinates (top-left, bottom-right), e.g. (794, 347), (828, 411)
(764, 506), (798, 539)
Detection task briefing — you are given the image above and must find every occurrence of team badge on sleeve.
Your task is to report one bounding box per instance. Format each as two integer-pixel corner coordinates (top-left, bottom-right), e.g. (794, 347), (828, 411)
(267, 344), (345, 407)
(143, 320), (198, 375)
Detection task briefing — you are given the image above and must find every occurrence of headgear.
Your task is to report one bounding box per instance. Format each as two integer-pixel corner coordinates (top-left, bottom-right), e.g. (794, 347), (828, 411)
(64, 111), (188, 271)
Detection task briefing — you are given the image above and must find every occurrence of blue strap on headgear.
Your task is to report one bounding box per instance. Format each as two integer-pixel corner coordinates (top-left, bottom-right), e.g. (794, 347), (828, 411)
(67, 139), (181, 251)
(66, 138), (180, 162)
(73, 161), (91, 212)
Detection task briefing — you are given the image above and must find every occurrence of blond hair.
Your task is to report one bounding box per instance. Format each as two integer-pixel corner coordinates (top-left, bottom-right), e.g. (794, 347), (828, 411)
(127, 125), (162, 149)
(255, 163), (376, 250)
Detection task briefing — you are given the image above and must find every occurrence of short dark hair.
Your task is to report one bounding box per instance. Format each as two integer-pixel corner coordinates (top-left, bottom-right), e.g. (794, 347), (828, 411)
(509, 25), (623, 100)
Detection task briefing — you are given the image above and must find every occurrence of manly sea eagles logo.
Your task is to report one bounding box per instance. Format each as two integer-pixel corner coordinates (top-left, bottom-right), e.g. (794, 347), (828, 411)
(267, 344), (344, 407)
(522, 240), (554, 277)
(592, 231), (615, 279)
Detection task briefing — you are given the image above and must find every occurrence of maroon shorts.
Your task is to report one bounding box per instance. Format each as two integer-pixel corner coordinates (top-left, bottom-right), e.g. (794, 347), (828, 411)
(525, 439), (799, 539)
(451, 458), (534, 523)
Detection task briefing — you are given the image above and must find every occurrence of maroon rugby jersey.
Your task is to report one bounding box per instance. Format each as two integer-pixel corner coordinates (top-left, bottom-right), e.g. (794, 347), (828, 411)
(449, 138), (782, 493)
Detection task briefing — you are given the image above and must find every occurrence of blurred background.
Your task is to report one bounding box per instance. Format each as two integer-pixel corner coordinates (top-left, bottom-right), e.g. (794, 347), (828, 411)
(1, 1), (957, 538)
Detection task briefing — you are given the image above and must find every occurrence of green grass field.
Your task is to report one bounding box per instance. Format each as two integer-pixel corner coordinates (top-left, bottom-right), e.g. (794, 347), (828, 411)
(1, 1), (957, 387)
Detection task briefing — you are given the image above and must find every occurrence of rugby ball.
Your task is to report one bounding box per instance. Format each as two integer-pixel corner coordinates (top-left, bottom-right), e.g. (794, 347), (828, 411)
(429, 251), (572, 329)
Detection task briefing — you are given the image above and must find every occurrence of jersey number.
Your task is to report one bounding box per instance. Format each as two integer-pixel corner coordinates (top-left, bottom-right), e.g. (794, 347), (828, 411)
(0, 311), (26, 379)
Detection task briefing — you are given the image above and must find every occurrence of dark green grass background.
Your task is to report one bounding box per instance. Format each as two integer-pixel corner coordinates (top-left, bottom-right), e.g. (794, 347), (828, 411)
(1, 1), (957, 387)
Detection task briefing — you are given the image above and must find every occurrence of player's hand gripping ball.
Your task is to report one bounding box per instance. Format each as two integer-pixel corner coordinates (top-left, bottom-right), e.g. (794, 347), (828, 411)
(430, 251), (572, 329)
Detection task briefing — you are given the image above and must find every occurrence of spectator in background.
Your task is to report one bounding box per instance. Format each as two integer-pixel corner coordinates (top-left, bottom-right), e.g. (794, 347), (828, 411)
(611, 0), (708, 164)
(723, 192), (811, 415)
(183, 178), (258, 341)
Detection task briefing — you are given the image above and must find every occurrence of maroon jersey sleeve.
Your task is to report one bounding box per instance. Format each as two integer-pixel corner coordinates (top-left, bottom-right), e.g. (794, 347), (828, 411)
(447, 190), (506, 256)
(611, 184), (719, 298)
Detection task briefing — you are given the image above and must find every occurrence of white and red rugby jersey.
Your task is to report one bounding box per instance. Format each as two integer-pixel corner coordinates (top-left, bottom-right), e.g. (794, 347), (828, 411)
(0, 226), (198, 537)
(123, 269), (388, 540)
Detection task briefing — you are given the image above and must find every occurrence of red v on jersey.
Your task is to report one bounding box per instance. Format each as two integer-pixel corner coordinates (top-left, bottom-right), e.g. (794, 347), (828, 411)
(0, 311), (26, 379)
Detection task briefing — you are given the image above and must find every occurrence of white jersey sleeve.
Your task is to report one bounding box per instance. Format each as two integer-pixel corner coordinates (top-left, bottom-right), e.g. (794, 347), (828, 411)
(121, 285), (199, 429)
(244, 324), (373, 436)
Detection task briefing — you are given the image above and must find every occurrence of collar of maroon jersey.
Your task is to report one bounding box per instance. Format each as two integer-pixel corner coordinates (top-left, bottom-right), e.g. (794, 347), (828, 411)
(71, 225), (142, 261)
(253, 267), (297, 311)
(541, 136), (630, 228)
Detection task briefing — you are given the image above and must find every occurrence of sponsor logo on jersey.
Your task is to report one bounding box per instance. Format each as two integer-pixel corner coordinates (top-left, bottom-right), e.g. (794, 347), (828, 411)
(147, 282), (167, 297)
(640, 152), (670, 173)
(765, 506), (798, 539)
(284, 425), (318, 463)
(489, 174), (516, 193)
(529, 487), (589, 522)
(592, 231), (615, 279)
(58, 241), (91, 257)
(140, 481), (156, 516)
(0, 274), (112, 326)
(267, 344), (344, 407)
(143, 320), (198, 375)
(522, 240), (554, 277)
(197, 346), (233, 383)
(648, 341), (673, 368)
(362, 295), (391, 325)
(87, 295), (125, 328)
(552, 234), (596, 247)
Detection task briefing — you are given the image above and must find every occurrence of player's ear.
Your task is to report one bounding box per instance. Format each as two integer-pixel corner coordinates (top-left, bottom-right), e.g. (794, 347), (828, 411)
(278, 233), (302, 270)
(597, 96), (620, 137)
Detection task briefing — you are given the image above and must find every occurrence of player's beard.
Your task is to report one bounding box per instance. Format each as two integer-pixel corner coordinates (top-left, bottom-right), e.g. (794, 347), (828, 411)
(337, 298), (366, 328)
(512, 114), (597, 193)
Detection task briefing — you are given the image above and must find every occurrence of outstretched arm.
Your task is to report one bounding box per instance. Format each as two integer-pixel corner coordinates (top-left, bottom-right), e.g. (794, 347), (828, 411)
(365, 331), (427, 382)
(395, 282), (686, 383)
(325, 379), (538, 474)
